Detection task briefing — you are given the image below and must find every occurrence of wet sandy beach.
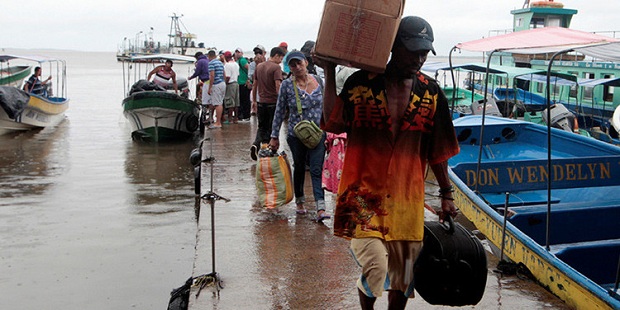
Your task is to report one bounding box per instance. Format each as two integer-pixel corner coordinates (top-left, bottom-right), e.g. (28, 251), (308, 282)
(186, 120), (570, 309)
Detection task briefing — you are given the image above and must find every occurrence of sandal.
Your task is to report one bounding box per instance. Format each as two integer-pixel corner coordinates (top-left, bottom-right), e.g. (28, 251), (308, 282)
(317, 210), (331, 222)
(296, 205), (307, 214)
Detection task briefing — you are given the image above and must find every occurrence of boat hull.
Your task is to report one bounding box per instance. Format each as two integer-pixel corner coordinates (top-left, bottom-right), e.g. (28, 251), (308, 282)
(122, 91), (199, 142)
(451, 175), (619, 310)
(0, 92), (68, 134)
(448, 116), (620, 310)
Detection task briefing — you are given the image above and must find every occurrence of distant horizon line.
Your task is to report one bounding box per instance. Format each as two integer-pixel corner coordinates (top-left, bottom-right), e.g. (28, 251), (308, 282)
(2, 47), (485, 59)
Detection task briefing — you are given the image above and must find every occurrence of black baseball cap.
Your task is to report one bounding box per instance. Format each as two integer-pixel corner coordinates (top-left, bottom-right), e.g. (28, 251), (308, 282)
(396, 16), (436, 55)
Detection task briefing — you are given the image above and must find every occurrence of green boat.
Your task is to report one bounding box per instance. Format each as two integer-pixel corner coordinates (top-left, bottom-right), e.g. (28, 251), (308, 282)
(123, 89), (199, 142)
(121, 54), (199, 142)
(0, 55), (31, 87)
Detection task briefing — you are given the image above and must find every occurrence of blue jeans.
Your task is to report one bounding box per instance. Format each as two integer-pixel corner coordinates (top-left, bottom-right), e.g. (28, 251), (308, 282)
(287, 133), (326, 210)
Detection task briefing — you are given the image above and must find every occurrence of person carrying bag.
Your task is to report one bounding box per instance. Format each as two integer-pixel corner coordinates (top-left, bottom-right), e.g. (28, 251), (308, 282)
(268, 51), (330, 221)
(292, 78), (323, 149)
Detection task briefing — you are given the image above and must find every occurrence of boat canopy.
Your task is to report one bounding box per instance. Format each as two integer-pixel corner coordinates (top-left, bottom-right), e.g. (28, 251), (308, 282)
(0, 54), (65, 64)
(572, 42), (620, 62)
(422, 62), (532, 75)
(455, 27), (618, 54)
(423, 62), (577, 89)
(577, 77), (620, 87)
(426, 62), (576, 82)
(516, 72), (577, 85)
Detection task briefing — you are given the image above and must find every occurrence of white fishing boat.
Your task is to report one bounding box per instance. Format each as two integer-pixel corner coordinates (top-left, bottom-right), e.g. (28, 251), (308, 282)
(116, 13), (210, 61)
(0, 55), (68, 135)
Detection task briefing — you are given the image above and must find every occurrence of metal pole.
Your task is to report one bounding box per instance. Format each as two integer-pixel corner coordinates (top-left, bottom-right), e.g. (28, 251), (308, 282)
(449, 46), (458, 115)
(209, 134), (216, 274)
(473, 50), (497, 193)
(500, 192), (510, 262)
(613, 254), (620, 296)
(545, 50), (568, 251)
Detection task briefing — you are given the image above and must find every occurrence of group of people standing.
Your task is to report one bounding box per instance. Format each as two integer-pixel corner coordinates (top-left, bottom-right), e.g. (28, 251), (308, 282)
(187, 48), (253, 129)
(185, 16), (461, 310)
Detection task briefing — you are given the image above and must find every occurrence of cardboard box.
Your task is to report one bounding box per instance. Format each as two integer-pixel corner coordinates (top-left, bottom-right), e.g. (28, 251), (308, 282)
(315, 0), (405, 73)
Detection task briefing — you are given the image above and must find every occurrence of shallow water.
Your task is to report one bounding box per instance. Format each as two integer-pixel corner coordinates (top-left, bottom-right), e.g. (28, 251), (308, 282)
(0, 49), (199, 309)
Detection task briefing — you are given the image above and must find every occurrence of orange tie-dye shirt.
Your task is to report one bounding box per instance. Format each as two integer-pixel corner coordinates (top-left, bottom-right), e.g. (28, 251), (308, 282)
(325, 71), (459, 241)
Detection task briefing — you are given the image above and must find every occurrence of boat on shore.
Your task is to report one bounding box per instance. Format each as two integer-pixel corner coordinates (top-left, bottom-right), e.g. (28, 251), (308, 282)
(0, 55), (69, 135)
(121, 54), (199, 142)
(448, 115), (620, 309)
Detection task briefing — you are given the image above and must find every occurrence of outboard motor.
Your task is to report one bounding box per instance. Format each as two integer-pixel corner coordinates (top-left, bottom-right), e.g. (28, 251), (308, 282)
(471, 97), (502, 117)
(542, 103), (575, 132)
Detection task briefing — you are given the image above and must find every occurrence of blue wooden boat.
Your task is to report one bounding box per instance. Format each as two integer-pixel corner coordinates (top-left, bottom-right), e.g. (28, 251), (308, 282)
(561, 77), (620, 144)
(448, 115), (620, 309)
(493, 87), (547, 115)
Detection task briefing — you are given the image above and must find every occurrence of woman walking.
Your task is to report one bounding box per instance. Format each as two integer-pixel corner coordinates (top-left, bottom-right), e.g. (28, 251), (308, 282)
(269, 51), (330, 221)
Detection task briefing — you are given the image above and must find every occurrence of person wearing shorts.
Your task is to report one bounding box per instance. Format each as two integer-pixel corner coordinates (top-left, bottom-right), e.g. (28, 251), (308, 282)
(223, 51), (240, 123)
(318, 16), (460, 309)
(350, 238), (423, 299)
(189, 52), (211, 123)
(207, 50), (226, 129)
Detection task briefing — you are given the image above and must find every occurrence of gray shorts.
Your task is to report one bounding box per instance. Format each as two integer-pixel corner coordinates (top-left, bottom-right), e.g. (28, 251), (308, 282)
(224, 83), (240, 109)
(209, 82), (226, 106)
(201, 81), (210, 106)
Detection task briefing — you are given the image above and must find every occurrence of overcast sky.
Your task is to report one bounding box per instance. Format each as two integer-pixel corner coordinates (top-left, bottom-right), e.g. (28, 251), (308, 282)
(3, 0), (619, 56)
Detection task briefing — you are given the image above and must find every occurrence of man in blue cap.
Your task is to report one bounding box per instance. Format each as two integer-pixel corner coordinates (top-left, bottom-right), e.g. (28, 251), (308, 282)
(317, 16), (460, 309)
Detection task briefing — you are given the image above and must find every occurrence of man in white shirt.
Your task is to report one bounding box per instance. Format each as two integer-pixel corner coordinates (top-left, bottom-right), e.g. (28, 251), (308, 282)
(223, 51), (240, 123)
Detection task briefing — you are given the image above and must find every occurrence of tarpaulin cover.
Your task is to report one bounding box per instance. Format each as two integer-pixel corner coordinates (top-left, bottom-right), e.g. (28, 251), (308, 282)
(572, 42), (620, 62)
(0, 54), (62, 63)
(0, 86), (30, 119)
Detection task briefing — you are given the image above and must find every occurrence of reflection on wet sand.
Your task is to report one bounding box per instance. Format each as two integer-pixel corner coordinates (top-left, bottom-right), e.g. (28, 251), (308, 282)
(124, 138), (199, 214)
(252, 208), (360, 309)
(0, 120), (69, 200)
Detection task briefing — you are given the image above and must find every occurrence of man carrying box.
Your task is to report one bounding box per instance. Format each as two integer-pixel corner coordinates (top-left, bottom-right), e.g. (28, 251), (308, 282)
(317, 16), (460, 309)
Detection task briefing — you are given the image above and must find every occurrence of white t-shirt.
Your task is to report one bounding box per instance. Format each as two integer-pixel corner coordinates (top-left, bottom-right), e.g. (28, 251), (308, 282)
(224, 60), (239, 84)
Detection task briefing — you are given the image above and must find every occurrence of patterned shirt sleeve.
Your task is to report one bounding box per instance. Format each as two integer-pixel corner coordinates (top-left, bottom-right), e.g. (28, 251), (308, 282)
(271, 79), (291, 138)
